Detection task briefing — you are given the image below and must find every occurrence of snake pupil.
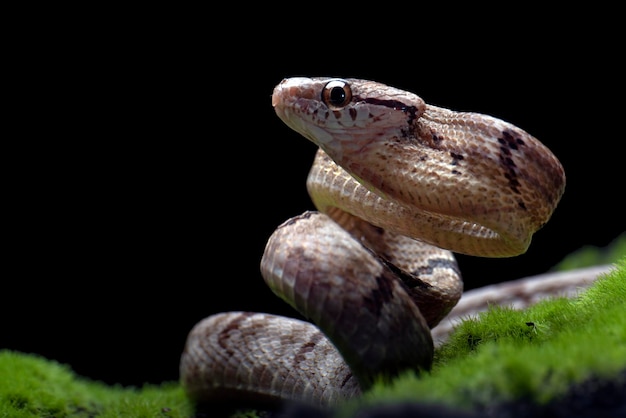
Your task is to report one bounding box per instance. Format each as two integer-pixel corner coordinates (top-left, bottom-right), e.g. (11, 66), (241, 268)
(323, 79), (352, 109)
(330, 87), (345, 104)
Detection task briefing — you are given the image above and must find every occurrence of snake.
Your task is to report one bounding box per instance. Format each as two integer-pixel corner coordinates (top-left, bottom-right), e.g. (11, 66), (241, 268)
(179, 77), (567, 408)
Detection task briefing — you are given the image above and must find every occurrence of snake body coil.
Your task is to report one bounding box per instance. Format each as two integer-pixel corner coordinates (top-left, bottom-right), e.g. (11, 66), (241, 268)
(179, 78), (566, 407)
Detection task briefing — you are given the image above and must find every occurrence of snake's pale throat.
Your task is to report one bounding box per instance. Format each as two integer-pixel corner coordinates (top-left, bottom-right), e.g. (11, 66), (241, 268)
(180, 77), (567, 408)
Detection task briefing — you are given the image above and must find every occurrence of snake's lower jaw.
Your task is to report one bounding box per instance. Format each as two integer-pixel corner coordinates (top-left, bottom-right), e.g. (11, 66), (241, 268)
(273, 98), (337, 150)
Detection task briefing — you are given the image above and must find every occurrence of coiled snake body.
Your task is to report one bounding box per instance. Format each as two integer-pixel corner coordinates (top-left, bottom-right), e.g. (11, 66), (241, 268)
(180, 78), (566, 407)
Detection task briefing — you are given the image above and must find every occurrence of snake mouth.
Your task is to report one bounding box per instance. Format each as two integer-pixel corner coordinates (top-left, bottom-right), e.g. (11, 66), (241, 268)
(273, 79), (338, 148)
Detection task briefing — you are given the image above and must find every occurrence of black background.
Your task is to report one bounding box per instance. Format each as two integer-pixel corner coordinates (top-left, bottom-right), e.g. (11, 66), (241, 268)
(4, 7), (623, 388)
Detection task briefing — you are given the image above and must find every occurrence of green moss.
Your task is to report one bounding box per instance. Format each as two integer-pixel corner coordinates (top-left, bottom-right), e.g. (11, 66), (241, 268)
(0, 350), (193, 417)
(345, 257), (626, 414)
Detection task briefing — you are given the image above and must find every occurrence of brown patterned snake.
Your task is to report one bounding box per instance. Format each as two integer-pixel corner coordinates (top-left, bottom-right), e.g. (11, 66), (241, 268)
(179, 77), (571, 407)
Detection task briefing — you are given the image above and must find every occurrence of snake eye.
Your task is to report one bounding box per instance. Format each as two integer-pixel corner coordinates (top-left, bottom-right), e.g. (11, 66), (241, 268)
(322, 79), (352, 110)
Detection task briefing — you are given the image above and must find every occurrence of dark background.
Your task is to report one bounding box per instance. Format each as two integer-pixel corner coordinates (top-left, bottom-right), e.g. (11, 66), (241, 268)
(4, 7), (623, 389)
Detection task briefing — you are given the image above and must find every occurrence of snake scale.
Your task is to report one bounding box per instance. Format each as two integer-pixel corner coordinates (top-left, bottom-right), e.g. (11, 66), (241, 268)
(179, 77), (567, 407)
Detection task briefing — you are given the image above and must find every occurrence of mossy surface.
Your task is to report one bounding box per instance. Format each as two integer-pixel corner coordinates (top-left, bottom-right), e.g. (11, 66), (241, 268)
(1, 236), (624, 417)
(0, 351), (192, 417)
(346, 257), (625, 416)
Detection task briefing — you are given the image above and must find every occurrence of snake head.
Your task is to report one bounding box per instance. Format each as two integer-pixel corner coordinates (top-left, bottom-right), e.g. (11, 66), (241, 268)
(272, 77), (426, 162)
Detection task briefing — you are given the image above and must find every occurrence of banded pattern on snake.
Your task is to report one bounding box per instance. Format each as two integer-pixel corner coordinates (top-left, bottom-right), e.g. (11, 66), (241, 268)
(179, 78), (568, 407)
